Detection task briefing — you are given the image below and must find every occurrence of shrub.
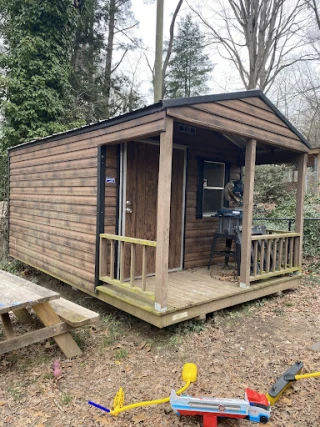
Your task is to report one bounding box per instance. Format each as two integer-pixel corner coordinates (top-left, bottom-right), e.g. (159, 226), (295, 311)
(266, 194), (320, 258)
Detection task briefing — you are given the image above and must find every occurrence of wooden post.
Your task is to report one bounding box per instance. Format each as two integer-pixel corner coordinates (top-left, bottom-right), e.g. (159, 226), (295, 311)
(13, 308), (33, 324)
(240, 139), (256, 288)
(154, 117), (174, 311)
(294, 153), (307, 267)
(142, 245), (147, 291)
(99, 237), (108, 278)
(1, 313), (15, 339)
(33, 302), (82, 358)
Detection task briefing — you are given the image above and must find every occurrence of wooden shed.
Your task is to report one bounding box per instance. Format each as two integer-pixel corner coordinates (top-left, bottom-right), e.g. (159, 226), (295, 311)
(8, 90), (310, 327)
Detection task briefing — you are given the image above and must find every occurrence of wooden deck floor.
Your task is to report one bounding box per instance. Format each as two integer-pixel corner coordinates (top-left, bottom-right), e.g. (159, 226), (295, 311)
(97, 266), (301, 328)
(142, 266), (240, 310)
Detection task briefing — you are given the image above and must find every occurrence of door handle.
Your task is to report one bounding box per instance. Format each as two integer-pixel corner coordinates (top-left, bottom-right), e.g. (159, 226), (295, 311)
(126, 207), (132, 214)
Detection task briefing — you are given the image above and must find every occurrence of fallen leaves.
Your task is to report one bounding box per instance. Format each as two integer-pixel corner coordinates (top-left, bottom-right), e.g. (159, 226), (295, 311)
(131, 412), (148, 424)
(93, 415), (111, 425)
(1, 269), (320, 427)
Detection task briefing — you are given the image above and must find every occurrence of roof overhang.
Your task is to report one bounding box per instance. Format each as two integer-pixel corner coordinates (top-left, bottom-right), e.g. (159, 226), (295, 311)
(8, 90), (311, 153)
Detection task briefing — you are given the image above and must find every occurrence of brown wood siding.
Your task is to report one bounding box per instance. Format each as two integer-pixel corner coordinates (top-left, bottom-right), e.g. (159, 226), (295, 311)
(104, 145), (118, 234)
(167, 98), (308, 153)
(9, 112), (165, 293)
(9, 142), (98, 291)
(10, 112), (166, 160)
(174, 128), (241, 270)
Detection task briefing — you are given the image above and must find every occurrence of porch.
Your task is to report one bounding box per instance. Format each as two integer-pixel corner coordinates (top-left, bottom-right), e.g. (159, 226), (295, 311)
(94, 92), (309, 327)
(96, 230), (302, 327)
(96, 266), (300, 328)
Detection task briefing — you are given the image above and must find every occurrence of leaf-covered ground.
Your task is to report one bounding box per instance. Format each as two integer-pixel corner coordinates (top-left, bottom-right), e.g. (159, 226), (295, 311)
(1, 266), (320, 427)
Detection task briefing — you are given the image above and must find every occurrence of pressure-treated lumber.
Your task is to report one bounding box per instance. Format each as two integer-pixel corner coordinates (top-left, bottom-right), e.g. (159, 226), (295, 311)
(0, 273), (59, 315)
(0, 322), (69, 356)
(97, 271), (300, 328)
(32, 302), (82, 358)
(154, 117), (174, 311)
(1, 313), (15, 339)
(240, 139), (256, 288)
(50, 298), (100, 327)
(13, 308), (33, 324)
(100, 233), (157, 246)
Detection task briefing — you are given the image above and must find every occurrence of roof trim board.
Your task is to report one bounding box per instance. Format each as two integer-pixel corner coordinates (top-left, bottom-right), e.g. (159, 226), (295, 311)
(8, 90), (311, 153)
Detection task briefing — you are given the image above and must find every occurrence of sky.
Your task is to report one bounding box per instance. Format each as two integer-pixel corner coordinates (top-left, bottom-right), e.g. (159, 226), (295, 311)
(130, 0), (187, 102)
(128, 0), (241, 103)
(133, 0), (184, 52)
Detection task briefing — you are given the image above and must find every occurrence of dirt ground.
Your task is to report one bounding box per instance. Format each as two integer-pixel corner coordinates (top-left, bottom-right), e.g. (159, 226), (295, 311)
(1, 253), (320, 427)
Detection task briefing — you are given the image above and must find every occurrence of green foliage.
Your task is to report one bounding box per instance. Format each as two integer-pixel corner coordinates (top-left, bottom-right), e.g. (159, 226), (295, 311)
(0, 153), (8, 202)
(61, 392), (73, 405)
(166, 14), (212, 98)
(267, 194), (320, 257)
(253, 165), (320, 257)
(0, 0), (83, 150)
(71, 0), (143, 122)
(70, 0), (106, 122)
(254, 164), (294, 205)
(114, 348), (128, 359)
(70, 328), (90, 350)
(0, 258), (25, 274)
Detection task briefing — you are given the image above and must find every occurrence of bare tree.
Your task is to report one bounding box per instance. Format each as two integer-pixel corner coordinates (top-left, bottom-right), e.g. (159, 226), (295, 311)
(144, 0), (184, 101)
(104, 0), (139, 117)
(190, 0), (313, 93)
(270, 62), (320, 146)
(162, 0), (184, 97)
(306, 0), (320, 29)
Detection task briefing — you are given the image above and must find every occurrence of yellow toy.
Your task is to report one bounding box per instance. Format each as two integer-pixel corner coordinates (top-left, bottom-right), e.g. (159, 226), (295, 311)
(266, 361), (320, 405)
(88, 363), (197, 415)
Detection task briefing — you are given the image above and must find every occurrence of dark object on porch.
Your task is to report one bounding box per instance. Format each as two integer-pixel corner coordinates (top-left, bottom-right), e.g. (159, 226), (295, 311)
(207, 231), (239, 273)
(208, 209), (243, 273)
(216, 208), (243, 234)
(224, 180), (244, 205)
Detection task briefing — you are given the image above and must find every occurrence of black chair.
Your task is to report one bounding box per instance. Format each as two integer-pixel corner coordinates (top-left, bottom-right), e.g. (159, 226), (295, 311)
(207, 232), (239, 271)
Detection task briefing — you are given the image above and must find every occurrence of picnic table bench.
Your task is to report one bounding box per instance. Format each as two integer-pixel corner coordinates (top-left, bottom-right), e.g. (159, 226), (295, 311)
(0, 270), (99, 358)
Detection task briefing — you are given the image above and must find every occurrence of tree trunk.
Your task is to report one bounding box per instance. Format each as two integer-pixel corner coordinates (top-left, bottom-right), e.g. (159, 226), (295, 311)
(105, 0), (116, 117)
(161, 0), (184, 98)
(154, 0), (164, 102)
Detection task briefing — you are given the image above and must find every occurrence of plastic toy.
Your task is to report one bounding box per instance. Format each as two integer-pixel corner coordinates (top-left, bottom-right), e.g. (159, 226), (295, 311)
(88, 363), (198, 416)
(88, 362), (271, 425)
(267, 361), (320, 405)
(170, 388), (271, 426)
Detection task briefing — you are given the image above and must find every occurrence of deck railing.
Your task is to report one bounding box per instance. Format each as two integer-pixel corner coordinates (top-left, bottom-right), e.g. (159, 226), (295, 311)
(250, 231), (301, 282)
(99, 234), (157, 299)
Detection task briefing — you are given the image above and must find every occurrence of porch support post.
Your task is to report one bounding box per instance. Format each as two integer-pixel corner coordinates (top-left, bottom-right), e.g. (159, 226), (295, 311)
(154, 117), (174, 312)
(294, 153), (307, 267)
(240, 139), (256, 289)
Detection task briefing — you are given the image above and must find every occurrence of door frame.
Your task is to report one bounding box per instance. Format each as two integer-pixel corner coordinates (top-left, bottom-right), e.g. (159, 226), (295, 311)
(118, 139), (187, 275)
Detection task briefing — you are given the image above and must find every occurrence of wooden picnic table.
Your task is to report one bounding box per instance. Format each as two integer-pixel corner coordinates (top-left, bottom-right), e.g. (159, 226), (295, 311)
(0, 270), (82, 358)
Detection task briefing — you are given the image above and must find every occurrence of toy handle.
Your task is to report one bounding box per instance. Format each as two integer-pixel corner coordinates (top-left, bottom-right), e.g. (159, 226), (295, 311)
(88, 400), (110, 413)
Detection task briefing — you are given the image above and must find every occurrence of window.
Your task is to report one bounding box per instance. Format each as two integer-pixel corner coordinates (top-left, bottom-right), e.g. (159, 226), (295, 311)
(196, 160), (228, 218)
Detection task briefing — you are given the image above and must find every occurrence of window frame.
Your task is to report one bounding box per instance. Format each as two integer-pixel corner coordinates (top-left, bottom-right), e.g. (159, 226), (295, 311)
(196, 158), (230, 219)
